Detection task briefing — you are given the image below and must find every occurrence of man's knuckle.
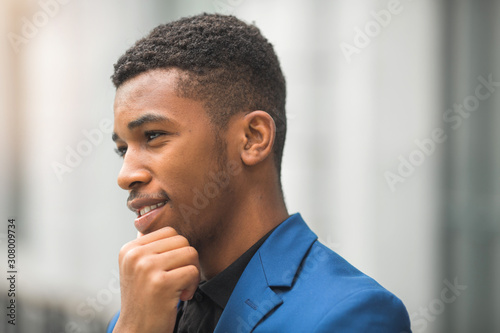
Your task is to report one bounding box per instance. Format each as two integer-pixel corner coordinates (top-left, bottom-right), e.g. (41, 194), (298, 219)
(176, 235), (190, 247)
(123, 247), (141, 265)
(185, 246), (199, 261)
(136, 256), (153, 272)
(118, 243), (131, 260)
(187, 264), (199, 277)
(150, 273), (166, 288)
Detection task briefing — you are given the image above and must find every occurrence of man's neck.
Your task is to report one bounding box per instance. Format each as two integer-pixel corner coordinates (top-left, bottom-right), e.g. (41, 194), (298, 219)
(198, 192), (289, 280)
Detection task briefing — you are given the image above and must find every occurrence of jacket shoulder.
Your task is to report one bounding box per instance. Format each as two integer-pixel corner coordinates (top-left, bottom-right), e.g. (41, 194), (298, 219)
(262, 240), (411, 332)
(313, 284), (411, 332)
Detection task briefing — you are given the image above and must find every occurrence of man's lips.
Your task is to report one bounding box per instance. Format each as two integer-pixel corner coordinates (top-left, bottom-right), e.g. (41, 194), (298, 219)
(133, 202), (167, 234)
(127, 192), (171, 233)
(137, 201), (166, 217)
(127, 197), (169, 217)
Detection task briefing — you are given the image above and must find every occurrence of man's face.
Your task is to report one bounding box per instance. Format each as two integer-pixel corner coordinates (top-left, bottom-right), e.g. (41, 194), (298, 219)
(112, 69), (235, 249)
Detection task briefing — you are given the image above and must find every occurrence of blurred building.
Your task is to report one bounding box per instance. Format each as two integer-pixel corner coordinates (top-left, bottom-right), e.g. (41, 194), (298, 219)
(0, 0), (499, 332)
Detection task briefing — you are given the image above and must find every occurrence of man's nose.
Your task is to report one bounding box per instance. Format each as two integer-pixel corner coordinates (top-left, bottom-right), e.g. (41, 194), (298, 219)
(117, 150), (151, 190)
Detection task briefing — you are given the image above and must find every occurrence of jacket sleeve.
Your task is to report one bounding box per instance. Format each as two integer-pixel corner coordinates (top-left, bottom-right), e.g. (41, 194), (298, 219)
(313, 288), (412, 333)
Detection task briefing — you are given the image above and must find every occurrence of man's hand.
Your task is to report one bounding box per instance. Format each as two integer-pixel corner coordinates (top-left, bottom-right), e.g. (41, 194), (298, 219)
(113, 227), (200, 333)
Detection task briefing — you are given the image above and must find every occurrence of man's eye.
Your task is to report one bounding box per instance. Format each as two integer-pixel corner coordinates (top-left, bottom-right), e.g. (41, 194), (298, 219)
(145, 131), (164, 141)
(114, 147), (127, 157)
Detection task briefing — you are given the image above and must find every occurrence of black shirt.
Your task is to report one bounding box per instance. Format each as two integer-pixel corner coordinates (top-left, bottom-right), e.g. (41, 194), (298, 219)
(175, 228), (275, 333)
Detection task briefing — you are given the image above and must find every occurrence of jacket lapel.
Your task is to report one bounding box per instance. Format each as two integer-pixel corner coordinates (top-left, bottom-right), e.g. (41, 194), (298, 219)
(214, 213), (317, 333)
(214, 252), (282, 333)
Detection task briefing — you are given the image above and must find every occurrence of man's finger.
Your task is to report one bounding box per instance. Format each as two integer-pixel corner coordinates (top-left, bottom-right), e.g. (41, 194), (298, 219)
(164, 265), (201, 301)
(134, 226), (178, 246)
(152, 246), (200, 272)
(140, 235), (190, 255)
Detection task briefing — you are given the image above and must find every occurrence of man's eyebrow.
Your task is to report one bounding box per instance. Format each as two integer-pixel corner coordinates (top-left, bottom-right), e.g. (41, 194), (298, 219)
(112, 113), (175, 142)
(127, 113), (172, 130)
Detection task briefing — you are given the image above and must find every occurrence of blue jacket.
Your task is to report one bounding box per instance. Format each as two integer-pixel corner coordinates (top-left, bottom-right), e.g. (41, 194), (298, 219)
(108, 213), (411, 332)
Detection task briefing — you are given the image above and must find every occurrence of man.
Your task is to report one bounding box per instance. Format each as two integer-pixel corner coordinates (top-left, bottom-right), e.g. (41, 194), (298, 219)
(107, 13), (411, 333)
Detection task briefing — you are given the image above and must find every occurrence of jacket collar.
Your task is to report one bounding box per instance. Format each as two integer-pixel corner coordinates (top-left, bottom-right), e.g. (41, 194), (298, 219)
(214, 213), (317, 332)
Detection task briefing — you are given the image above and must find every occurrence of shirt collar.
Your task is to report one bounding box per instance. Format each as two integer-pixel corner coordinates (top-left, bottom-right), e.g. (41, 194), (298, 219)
(200, 225), (278, 309)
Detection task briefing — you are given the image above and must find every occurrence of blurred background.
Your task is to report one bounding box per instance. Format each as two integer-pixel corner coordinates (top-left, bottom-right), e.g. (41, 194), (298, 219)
(1, 0), (499, 332)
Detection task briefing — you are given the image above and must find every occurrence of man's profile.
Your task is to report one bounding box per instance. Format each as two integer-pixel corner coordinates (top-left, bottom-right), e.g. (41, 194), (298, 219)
(107, 13), (411, 333)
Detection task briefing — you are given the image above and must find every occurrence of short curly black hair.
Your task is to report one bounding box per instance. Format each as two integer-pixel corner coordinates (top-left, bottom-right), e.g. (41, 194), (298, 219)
(111, 13), (287, 179)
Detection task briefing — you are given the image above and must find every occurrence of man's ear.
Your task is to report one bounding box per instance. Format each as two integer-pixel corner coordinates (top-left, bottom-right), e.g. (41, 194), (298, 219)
(240, 111), (276, 167)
